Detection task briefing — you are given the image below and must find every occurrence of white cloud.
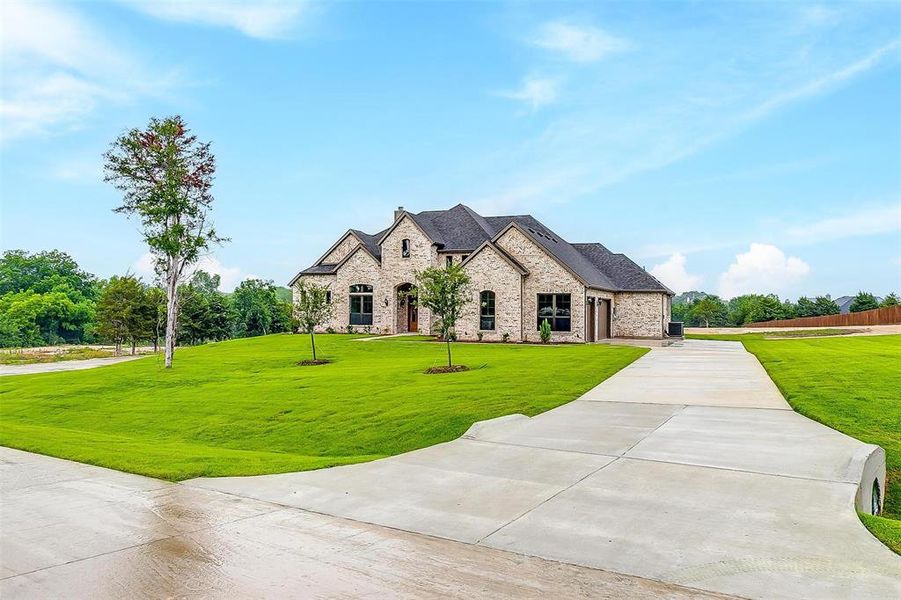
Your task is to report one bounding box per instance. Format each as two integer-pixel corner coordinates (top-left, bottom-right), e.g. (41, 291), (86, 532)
(650, 253), (702, 294)
(786, 203), (901, 244)
(0, 1), (179, 142)
(718, 244), (810, 299)
(532, 20), (631, 63)
(497, 76), (560, 111)
(120, 0), (309, 39)
(133, 252), (247, 292)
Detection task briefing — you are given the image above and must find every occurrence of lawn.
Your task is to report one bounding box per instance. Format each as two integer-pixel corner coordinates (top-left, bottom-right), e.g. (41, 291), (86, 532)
(689, 332), (901, 553)
(0, 334), (646, 481)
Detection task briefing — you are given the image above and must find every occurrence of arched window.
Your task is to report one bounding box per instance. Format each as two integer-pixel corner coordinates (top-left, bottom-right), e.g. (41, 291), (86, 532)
(480, 290), (496, 330)
(401, 239), (411, 258)
(349, 284), (373, 325)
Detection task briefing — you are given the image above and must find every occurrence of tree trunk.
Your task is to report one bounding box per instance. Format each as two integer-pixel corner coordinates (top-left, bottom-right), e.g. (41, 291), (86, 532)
(310, 330), (317, 361)
(164, 256), (180, 369)
(115, 340), (121, 356)
(131, 341), (136, 355)
(446, 339), (452, 368)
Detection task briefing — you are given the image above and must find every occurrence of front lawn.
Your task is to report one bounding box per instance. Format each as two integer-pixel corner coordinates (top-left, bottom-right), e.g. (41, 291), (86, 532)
(0, 334), (646, 481)
(690, 332), (901, 553)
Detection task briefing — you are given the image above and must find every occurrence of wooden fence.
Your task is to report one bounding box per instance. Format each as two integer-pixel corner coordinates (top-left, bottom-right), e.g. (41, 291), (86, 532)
(747, 305), (901, 328)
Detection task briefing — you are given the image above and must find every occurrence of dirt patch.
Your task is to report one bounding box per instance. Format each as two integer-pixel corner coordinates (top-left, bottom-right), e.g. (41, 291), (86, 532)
(424, 365), (470, 374)
(297, 359), (331, 366)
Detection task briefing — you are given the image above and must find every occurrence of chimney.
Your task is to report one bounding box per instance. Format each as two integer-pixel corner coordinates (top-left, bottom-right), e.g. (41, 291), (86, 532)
(394, 206), (405, 221)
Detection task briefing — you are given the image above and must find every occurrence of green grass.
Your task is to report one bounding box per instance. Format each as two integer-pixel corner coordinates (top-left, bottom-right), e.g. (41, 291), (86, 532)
(0, 334), (646, 481)
(692, 333), (901, 553)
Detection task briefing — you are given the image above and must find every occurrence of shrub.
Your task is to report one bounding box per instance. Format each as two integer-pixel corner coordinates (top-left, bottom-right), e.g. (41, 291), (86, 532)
(539, 319), (552, 343)
(477, 332), (483, 342)
(502, 332), (510, 343)
(345, 324), (354, 334)
(326, 327), (336, 334)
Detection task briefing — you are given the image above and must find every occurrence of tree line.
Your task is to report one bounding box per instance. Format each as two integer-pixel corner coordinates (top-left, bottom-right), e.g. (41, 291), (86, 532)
(673, 290), (898, 328)
(0, 250), (294, 351)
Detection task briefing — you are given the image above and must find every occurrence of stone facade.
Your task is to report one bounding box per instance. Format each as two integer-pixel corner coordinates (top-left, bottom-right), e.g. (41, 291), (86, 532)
(457, 245), (523, 342)
(294, 209), (672, 341)
(494, 226), (585, 343)
(612, 292), (670, 338)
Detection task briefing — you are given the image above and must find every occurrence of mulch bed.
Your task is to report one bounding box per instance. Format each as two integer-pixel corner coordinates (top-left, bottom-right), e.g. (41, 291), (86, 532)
(296, 359), (331, 366)
(424, 365), (470, 374)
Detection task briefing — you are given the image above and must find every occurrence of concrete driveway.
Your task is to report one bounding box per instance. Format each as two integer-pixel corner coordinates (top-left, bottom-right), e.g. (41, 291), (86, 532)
(190, 340), (901, 599)
(0, 448), (729, 599)
(0, 355), (145, 376)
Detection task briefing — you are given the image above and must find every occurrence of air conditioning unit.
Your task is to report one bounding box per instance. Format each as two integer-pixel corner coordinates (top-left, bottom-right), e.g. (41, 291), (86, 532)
(667, 321), (684, 337)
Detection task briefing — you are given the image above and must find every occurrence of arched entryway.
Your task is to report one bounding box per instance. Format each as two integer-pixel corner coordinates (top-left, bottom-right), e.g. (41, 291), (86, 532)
(396, 283), (418, 333)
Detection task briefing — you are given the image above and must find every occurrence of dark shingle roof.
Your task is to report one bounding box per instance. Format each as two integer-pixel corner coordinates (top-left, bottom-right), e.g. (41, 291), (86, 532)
(297, 203), (672, 294)
(573, 243), (672, 294)
(299, 263), (338, 275)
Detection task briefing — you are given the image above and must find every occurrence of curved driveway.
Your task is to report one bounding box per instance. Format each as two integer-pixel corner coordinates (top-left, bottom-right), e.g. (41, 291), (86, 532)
(191, 340), (901, 599)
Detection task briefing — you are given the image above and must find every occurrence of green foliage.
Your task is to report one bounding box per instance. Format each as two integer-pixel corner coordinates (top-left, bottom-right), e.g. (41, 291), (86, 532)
(0, 249), (99, 299)
(0, 334), (646, 480)
(849, 291), (880, 313)
(415, 264), (471, 367)
(880, 293), (899, 308)
(177, 271), (231, 345)
(813, 295), (841, 316)
(96, 276), (154, 354)
(690, 296), (728, 327)
(231, 279), (293, 338)
(539, 318), (552, 343)
(726, 294), (792, 325)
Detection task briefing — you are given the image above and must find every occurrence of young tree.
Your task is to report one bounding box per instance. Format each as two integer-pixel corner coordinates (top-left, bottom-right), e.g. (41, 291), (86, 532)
(539, 318), (552, 343)
(415, 264), (471, 368)
(104, 116), (225, 368)
(849, 291), (879, 313)
(145, 286), (167, 352)
(293, 280), (334, 362)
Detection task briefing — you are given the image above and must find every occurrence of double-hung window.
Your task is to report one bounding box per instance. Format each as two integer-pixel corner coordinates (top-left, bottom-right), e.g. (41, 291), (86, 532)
(480, 291), (496, 330)
(401, 239), (411, 258)
(349, 284), (373, 325)
(537, 294), (571, 331)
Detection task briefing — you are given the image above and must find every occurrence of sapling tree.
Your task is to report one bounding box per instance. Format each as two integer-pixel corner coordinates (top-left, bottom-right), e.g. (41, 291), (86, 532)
(415, 264), (470, 368)
(539, 318), (552, 343)
(104, 115), (226, 368)
(293, 280), (334, 362)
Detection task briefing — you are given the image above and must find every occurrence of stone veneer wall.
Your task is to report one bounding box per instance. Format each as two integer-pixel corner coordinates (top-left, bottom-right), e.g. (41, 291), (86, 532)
(334, 248), (390, 333)
(495, 227), (586, 343)
(457, 246), (523, 341)
(321, 233), (360, 264)
(612, 292), (668, 338)
(379, 216), (434, 335)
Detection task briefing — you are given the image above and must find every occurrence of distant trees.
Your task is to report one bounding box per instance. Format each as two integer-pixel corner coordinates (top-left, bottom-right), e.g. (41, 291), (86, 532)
(177, 271), (231, 345)
(850, 291), (880, 313)
(231, 279), (294, 338)
(0, 250), (98, 347)
(416, 264), (471, 368)
(671, 291), (846, 327)
(881, 293), (899, 308)
(96, 276), (155, 355)
(104, 115), (226, 368)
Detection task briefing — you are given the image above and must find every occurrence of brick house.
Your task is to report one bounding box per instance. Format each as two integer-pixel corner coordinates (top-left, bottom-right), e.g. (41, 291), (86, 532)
(290, 204), (674, 342)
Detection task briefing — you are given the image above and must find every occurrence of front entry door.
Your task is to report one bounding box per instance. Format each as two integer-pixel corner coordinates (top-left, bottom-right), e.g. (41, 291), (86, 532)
(407, 296), (418, 332)
(587, 298), (596, 342)
(598, 300), (610, 339)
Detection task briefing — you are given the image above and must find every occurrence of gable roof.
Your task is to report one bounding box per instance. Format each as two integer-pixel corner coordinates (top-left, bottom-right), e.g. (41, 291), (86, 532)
(293, 203), (672, 294)
(460, 241), (529, 276)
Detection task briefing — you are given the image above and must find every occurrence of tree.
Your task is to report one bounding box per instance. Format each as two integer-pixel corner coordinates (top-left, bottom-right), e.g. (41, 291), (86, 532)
(0, 249), (99, 299)
(812, 296), (840, 316)
(849, 291), (879, 313)
(293, 280), (334, 362)
(96, 276), (148, 355)
(690, 296), (728, 327)
(145, 286), (167, 352)
(880, 293), (899, 308)
(539, 318), (552, 343)
(415, 264), (471, 368)
(177, 271), (230, 345)
(795, 297), (817, 318)
(104, 115), (226, 368)
(231, 279), (292, 337)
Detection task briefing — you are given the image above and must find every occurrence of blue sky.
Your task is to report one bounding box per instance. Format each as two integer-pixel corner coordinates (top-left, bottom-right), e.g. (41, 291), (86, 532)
(2, 0), (899, 299)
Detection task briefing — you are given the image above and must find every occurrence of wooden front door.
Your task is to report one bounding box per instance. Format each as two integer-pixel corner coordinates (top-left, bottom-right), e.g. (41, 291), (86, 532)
(598, 300), (610, 339)
(407, 296), (418, 332)
(587, 299), (596, 342)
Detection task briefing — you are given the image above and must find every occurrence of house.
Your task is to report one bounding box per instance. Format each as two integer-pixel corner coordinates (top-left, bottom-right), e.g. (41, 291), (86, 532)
(290, 204), (674, 342)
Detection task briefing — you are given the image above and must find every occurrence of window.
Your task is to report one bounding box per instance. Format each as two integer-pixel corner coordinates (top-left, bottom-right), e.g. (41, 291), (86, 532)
(401, 239), (411, 258)
(325, 291), (332, 304)
(446, 256), (453, 268)
(349, 284), (373, 325)
(461, 254), (469, 261)
(537, 294), (571, 331)
(480, 291), (496, 330)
